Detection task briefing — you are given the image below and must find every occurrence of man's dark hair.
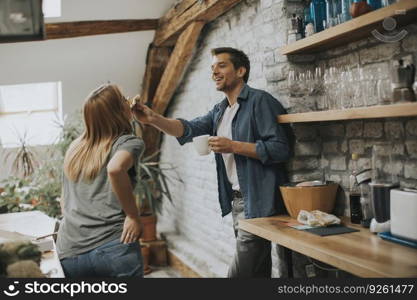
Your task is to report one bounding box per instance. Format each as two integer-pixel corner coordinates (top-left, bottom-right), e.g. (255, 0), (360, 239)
(211, 47), (250, 83)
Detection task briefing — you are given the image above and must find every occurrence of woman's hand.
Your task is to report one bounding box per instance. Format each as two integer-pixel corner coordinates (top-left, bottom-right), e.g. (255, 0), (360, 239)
(121, 215), (142, 244)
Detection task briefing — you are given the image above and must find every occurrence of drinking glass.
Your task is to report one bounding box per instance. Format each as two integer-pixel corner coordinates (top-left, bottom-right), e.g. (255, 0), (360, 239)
(377, 78), (392, 104)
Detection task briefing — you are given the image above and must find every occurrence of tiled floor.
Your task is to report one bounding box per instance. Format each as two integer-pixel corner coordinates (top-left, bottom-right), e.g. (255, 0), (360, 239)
(144, 266), (182, 278)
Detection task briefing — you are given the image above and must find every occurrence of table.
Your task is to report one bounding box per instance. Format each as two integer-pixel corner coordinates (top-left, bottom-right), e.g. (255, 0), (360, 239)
(239, 215), (417, 278)
(0, 211), (65, 278)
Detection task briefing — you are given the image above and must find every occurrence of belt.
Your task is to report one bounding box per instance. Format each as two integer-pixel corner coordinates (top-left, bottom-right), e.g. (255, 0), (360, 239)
(232, 190), (243, 198)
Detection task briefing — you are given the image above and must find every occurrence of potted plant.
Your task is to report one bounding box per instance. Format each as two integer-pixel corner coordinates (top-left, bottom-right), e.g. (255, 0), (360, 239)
(135, 151), (180, 242)
(0, 112), (83, 218)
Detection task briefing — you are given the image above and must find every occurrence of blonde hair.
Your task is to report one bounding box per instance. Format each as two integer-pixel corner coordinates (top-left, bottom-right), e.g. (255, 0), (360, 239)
(64, 84), (132, 182)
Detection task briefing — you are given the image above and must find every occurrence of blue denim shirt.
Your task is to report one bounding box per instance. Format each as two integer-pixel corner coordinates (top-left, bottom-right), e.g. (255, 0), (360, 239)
(177, 84), (291, 218)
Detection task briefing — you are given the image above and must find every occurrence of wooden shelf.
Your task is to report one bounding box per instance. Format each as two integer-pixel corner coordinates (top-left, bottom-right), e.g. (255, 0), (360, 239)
(280, 0), (417, 55)
(277, 102), (417, 123)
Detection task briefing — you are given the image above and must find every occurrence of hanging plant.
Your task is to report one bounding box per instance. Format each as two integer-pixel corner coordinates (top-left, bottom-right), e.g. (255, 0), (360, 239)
(4, 131), (38, 178)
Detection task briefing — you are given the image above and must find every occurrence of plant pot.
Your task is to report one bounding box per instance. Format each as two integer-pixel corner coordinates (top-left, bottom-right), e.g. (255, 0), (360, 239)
(140, 214), (157, 242)
(141, 244), (152, 275)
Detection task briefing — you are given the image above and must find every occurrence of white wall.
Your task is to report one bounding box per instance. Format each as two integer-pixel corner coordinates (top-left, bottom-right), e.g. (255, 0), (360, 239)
(0, 0), (176, 115)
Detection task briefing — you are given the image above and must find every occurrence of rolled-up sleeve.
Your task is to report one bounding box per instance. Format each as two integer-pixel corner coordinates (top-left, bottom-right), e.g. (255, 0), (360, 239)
(254, 93), (291, 165)
(176, 108), (215, 145)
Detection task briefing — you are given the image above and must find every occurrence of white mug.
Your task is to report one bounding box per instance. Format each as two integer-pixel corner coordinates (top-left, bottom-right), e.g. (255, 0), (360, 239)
(192, 134), (211, 156)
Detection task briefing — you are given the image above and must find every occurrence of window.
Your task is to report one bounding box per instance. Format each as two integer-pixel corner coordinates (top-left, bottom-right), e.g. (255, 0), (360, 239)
(0, 82), (63, 148)
(42, 0), (61, 18)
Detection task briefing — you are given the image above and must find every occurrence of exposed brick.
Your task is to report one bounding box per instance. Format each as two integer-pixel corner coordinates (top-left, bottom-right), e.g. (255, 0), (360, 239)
(404, 161), (417, 179)
(341, 140), (348, 153)
(346, 121), (363, 138)
(260, 0), (274, 9)
(358, 158), (371, 170)
(287, 97), (316, 113)
(274, 51), (288, 63)
(321, 157), (329, 168)
(323, 141), (338, 154)
(359, 43), (401, 64)
(328, 52), (360, 68)
(294, 142), (320, 156)
(406, 120), (417, 137)
(385, 121), (404, 139)
(290, 158), (319, 171)
(290, 171), (323, 183)
(392, 144), (405, 156)
(287, 54), (316, 63)
(383, 160), (403, 177)
(292, 124), (317, 141)
(263, 51), (276, 67)
(406, 141), (417, 158)
(349, 139), (365, 154)
(265, 63), (289, 82)
(364, 122), (383, 138)
(329, 174), (342, 184)
(319, 124), (345, 137)
(402, 33), (417, 53)
(330, 156), (347, 171)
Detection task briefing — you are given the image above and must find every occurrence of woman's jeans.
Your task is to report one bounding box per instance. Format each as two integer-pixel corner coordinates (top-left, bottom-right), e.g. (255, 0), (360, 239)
(60, 239), (143, 278)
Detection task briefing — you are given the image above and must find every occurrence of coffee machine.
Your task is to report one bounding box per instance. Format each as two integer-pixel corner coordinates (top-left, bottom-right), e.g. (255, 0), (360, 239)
(390, 55), (416, 102)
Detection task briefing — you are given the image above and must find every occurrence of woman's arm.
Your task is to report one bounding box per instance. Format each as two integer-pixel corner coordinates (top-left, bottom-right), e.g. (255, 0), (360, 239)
(107, 150), (142, 244)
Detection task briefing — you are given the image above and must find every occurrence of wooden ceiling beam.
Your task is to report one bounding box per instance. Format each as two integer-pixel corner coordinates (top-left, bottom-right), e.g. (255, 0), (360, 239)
(45, 19), (159, 40)
(141, 21), (204, 157)
(140, 44), (173, 106)
(154, 0), (243, 46)
(152, 21), (205, 115)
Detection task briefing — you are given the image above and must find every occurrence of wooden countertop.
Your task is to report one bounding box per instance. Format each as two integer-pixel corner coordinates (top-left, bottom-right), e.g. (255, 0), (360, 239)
(239, 215), (417, 278)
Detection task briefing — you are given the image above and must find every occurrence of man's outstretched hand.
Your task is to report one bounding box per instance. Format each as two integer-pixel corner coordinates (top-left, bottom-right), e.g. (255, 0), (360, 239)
(131, 99), (156, 125)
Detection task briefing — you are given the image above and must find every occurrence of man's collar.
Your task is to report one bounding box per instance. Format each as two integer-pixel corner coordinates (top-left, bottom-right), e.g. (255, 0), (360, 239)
(237, 83), (249, 101)
(220, 83), (249, 109)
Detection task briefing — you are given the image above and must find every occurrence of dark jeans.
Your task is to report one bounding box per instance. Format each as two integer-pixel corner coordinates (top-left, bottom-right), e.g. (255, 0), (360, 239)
(60, 239), (143, 278)
(228, 195), (272, 278)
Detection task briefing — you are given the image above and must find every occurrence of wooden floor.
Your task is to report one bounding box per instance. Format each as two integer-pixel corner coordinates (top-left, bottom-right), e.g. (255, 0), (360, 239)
(144, 266), (182, 278)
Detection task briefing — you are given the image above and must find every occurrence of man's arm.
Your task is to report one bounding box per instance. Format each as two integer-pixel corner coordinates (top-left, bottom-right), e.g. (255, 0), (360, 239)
(209, 94), (291, 163)
(253, 94), (291, 164)
(132, 102), (215, 144)
(132, 103), (184, 137)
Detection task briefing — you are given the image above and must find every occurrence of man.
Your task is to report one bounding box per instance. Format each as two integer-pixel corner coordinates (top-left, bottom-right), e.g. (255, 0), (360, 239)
(132, 47), (291, 277)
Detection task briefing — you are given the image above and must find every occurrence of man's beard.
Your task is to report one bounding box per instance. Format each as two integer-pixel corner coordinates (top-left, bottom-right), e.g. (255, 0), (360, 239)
(216, 80), (238, 92)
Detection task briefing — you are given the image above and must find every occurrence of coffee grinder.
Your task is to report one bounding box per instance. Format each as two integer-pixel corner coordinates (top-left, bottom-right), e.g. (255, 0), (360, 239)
(369, 142), (399, 233)
(390, 54), (416, 102)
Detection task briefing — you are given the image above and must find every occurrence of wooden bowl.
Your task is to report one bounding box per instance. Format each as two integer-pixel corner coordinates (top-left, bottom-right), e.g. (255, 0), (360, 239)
(279, 183), (338, 218)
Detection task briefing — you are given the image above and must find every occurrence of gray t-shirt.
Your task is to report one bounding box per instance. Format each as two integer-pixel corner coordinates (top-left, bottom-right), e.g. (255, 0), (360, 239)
(56, 134), (144, 260)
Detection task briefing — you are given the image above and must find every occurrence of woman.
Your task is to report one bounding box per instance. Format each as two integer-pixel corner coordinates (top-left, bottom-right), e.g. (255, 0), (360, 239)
(56, 84), (144, 277)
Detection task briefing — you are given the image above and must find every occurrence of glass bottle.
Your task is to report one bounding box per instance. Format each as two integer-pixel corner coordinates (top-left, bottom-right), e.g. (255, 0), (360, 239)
(367, 0), (382, 10)
(349, 153), (362, 224)
(325, 0), (333, 28)
(333, 0), (342, 25)
(304, 1), (312, 25)
(341, 0), (352, 23)
(310, 0), (327, 33)
(381, 0), (397, 7)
